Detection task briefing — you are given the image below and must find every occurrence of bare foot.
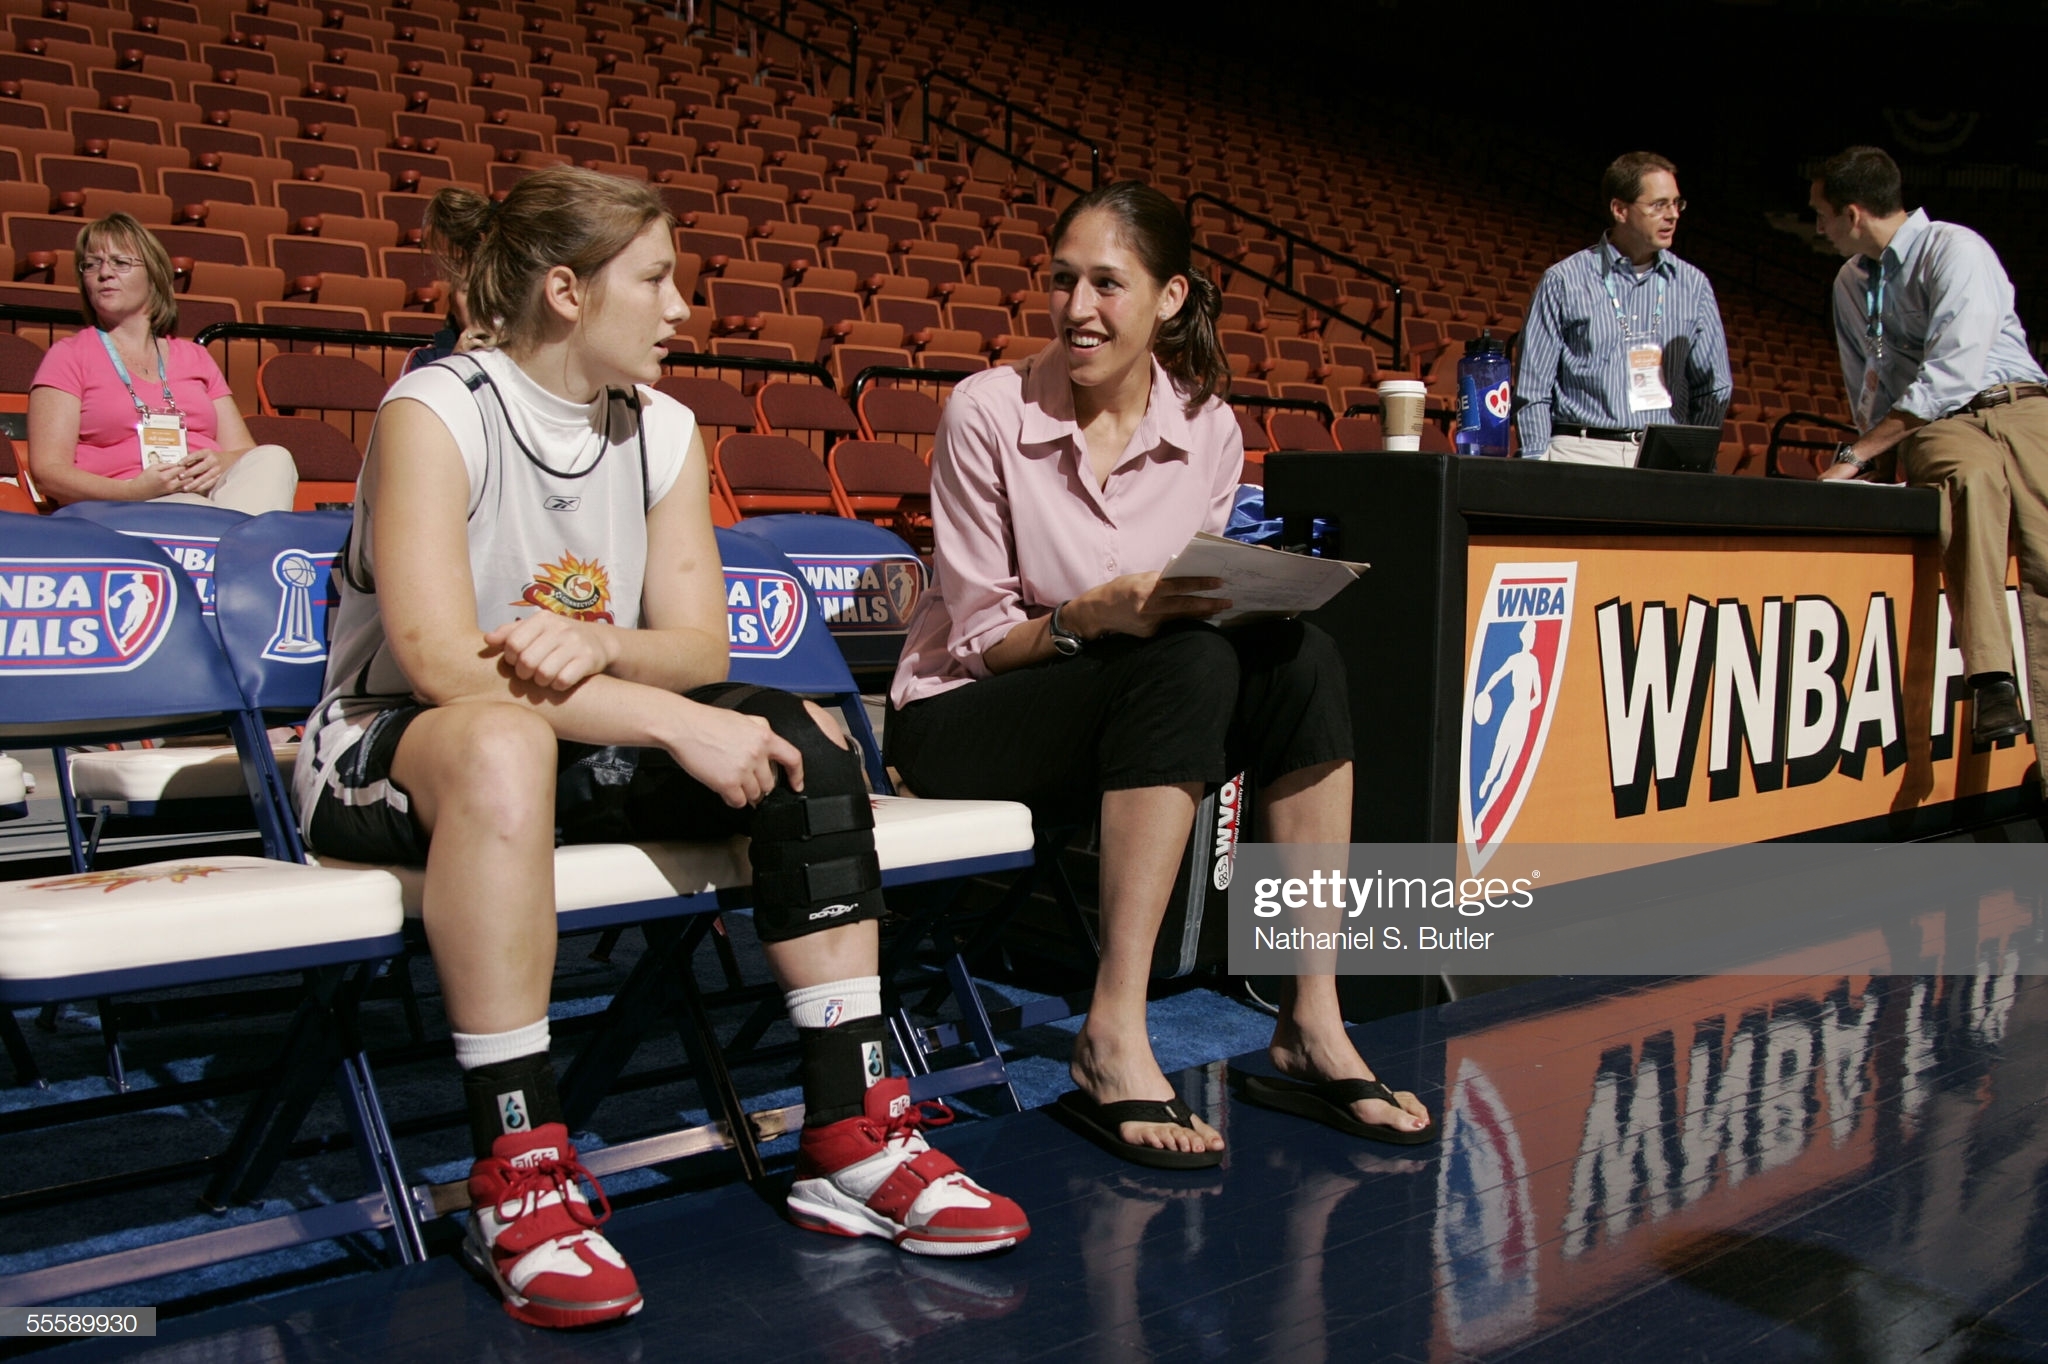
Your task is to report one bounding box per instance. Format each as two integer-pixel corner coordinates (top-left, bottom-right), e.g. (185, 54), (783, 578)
(1070, 1020), (1225, 1155)
(1268, 1017), (1432, 1135)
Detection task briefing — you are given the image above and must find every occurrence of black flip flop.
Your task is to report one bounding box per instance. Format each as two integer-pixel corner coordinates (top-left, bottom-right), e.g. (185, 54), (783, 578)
(1233, 1071), (1440, 1146)
(1053, 1090), (1224, 1170)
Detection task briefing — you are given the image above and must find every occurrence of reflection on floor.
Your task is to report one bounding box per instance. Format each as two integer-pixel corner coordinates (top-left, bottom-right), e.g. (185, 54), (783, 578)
(42, 935), (2048, 1363)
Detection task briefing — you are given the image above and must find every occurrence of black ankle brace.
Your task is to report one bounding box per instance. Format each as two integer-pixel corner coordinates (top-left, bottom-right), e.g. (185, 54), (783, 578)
(462, 1051), (566, 1157)
(798, 1015), (890, 1127)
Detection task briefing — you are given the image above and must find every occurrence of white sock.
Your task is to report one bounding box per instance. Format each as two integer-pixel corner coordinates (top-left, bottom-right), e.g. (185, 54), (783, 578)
(785, 976), (881, 1030)
(452, 1017), (550, 1071)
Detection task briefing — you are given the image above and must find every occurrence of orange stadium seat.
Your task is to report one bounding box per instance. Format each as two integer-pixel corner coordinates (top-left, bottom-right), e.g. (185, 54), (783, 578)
(713, 432), (849, 517)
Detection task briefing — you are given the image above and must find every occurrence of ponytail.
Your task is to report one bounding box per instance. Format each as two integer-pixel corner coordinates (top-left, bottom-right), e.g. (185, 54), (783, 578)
(1154, 263), (1229, 415)
(423, 167), (668, 352)
(1051, 181), (1230, 416)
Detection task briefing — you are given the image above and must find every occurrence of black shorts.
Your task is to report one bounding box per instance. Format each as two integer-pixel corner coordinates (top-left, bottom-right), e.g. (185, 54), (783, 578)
(300, 683), (885, 942)
(886, 619), (1354, 814)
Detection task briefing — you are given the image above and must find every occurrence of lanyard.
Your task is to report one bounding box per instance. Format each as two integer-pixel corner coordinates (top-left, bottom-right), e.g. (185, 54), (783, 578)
(1602, 263), (1665, 340)
(96, 330), (179, 420)
(1864, 257), (1887, 359)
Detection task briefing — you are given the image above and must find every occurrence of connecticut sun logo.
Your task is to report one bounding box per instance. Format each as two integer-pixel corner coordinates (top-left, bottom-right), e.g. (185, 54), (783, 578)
(1460, 562), (1577, 871)
(518, 553), (613, 623)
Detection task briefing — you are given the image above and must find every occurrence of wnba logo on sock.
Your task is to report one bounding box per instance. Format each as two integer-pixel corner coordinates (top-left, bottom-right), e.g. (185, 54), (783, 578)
(861, 1041), (885, 1087)
(498, 1090), (530, 1133)
(823, 998), (845, 1028)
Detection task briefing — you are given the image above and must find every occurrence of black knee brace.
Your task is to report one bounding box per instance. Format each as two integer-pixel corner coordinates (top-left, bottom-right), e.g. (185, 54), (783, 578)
(705, 685), (885, 942)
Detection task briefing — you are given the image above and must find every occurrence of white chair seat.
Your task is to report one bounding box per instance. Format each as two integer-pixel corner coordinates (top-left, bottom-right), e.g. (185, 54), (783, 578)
(0, 855), (404, 983)
(870, 794), (1033, 869)
(69, 743), (299, 804)
(320, 795), (1033, 920)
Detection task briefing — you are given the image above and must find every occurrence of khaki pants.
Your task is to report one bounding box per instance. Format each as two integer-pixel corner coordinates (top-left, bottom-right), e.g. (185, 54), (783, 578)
(1543, 434), (1639, 467)
(155, 443), (299, 515)
(1901, 394), (2048, 781)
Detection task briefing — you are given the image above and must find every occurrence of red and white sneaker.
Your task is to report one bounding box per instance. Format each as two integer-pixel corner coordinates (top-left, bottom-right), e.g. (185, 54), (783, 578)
(462, 1123), (643, 1329)
(788, 1078), (1030, 1257)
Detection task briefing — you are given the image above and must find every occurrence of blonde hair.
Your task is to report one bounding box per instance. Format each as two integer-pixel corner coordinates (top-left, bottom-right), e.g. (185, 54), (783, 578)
(425, 167), (670, 351)
(75, 214), (178, 337)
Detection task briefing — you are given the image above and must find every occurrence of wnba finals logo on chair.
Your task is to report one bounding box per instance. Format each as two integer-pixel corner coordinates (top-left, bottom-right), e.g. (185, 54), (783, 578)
(1461, 563), (1578, 871)
(262, 548), (338, 662)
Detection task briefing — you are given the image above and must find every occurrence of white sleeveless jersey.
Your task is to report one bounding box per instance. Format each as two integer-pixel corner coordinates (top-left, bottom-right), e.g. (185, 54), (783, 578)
(294, 348), (694, 830)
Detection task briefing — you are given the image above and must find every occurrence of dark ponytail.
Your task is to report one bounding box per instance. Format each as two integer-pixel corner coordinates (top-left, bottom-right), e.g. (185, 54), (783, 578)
(1050, 181), (1230, 416)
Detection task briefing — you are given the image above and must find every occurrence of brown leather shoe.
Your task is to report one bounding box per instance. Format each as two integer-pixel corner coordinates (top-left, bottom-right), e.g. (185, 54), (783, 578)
(1972, 679), (2029, 744)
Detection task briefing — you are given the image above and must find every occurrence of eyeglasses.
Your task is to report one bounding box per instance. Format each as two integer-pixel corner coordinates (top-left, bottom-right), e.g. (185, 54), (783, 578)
(1634, 198), (1686, 218)
(80, 255), (144, 276)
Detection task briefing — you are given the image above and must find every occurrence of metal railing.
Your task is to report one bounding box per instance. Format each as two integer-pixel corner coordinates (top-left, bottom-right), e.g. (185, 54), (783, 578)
(659, 351), (834, 389)
(847, 363), (981, 410)
(920, 68), (1101, 190)
(1766, 410), (1858, 479)
(1227, 391), (1333, 424)
(701, 0), (862, 109)
(1185, 192), (1402, 370)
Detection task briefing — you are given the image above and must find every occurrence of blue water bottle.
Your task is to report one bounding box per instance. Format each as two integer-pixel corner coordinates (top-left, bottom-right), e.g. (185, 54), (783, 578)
(1455, 331), (1512, 457)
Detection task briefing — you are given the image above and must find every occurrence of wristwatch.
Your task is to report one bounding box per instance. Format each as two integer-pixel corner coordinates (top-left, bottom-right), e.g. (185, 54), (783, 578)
(1832, 443), (1873, 474)
(1048, 601), (1084, 656)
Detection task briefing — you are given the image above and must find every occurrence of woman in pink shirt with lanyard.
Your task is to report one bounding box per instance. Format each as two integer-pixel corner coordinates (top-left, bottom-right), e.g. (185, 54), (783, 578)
(27, 213), (296, 511)
(888, 183), (1434, 1166)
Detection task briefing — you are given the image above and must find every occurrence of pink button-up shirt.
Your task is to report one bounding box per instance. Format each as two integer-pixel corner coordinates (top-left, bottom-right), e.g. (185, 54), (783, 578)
(890, 347), (1244, 707)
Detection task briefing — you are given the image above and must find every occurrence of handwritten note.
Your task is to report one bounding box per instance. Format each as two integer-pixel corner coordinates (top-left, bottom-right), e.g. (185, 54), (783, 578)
(1159, 532), (1368, 626)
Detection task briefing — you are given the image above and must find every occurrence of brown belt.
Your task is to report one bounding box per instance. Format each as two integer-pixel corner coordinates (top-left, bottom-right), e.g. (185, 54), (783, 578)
(1963, 382), (2048, 413)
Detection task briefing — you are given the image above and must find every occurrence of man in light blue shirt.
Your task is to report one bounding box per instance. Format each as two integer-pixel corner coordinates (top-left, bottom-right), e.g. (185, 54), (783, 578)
(1515, 151), (1732, 465)
(1813, 145), (2048, 759)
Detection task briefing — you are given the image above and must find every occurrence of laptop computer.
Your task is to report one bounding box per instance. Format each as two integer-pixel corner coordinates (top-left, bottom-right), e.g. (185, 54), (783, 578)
(1635, 423), (1721, 473)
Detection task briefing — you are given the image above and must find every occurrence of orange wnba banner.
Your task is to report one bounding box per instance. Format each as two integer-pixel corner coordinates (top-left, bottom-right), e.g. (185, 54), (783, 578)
(1459, 534), (2035, 850)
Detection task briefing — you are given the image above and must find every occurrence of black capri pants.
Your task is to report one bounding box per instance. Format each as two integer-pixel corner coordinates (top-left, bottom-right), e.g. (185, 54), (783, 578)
(886, 619), (1353, 811)
(303, 682), (883, 943)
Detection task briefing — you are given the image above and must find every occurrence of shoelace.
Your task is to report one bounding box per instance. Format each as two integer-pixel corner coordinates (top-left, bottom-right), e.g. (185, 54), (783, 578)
(480, 1152), (613, 1230)
(882, 1097), (956, 1150)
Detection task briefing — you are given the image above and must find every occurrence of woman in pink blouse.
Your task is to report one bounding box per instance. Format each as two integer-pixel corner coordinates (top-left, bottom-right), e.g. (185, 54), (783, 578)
(888, 183), (1434, 1167)
(27, 213), (296, 511)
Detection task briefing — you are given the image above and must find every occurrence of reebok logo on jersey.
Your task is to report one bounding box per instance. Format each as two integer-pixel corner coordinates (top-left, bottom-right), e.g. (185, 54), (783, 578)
(542, 495), (581, 512)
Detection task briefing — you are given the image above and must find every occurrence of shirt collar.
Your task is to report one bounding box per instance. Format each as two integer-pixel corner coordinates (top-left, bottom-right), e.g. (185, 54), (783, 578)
(1598, 233), (1671, 280)
(1016, 345), (1196, 462)
(1869, 207), (1930, 274)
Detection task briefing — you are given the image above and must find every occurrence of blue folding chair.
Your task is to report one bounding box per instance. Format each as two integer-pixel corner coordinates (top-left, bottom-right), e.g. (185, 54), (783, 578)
(46, 502), (299, 868)
(732, 513), (928, 683)
(214, 517), (1032, 1220)
(0, 516), (419, 1305)
(721, 521), (1038, 1111)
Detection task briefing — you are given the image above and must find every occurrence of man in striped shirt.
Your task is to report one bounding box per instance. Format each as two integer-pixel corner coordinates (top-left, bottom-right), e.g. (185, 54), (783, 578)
(1514, 152), (1732, 465)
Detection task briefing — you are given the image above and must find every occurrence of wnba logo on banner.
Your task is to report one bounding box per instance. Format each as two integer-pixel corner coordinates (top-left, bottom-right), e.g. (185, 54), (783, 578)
(787, 553), (925, 634)
(0, 560), (177, 673)
(1461, 562), (1577, 871)
(725, 570), (807, 658)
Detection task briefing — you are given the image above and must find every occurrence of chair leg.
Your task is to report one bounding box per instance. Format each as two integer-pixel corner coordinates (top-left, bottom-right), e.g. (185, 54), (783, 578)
(558, 916), (710, 1130)
(1, 1009), (46, 1090)
(96, 995), (127, 1092)
(203, 967), (354, 1209)
(53, 749), (86, 874)
(588, 927), (625, 964)
(333, 1051), (426, 1264)
(668, 961), (764, 1183)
